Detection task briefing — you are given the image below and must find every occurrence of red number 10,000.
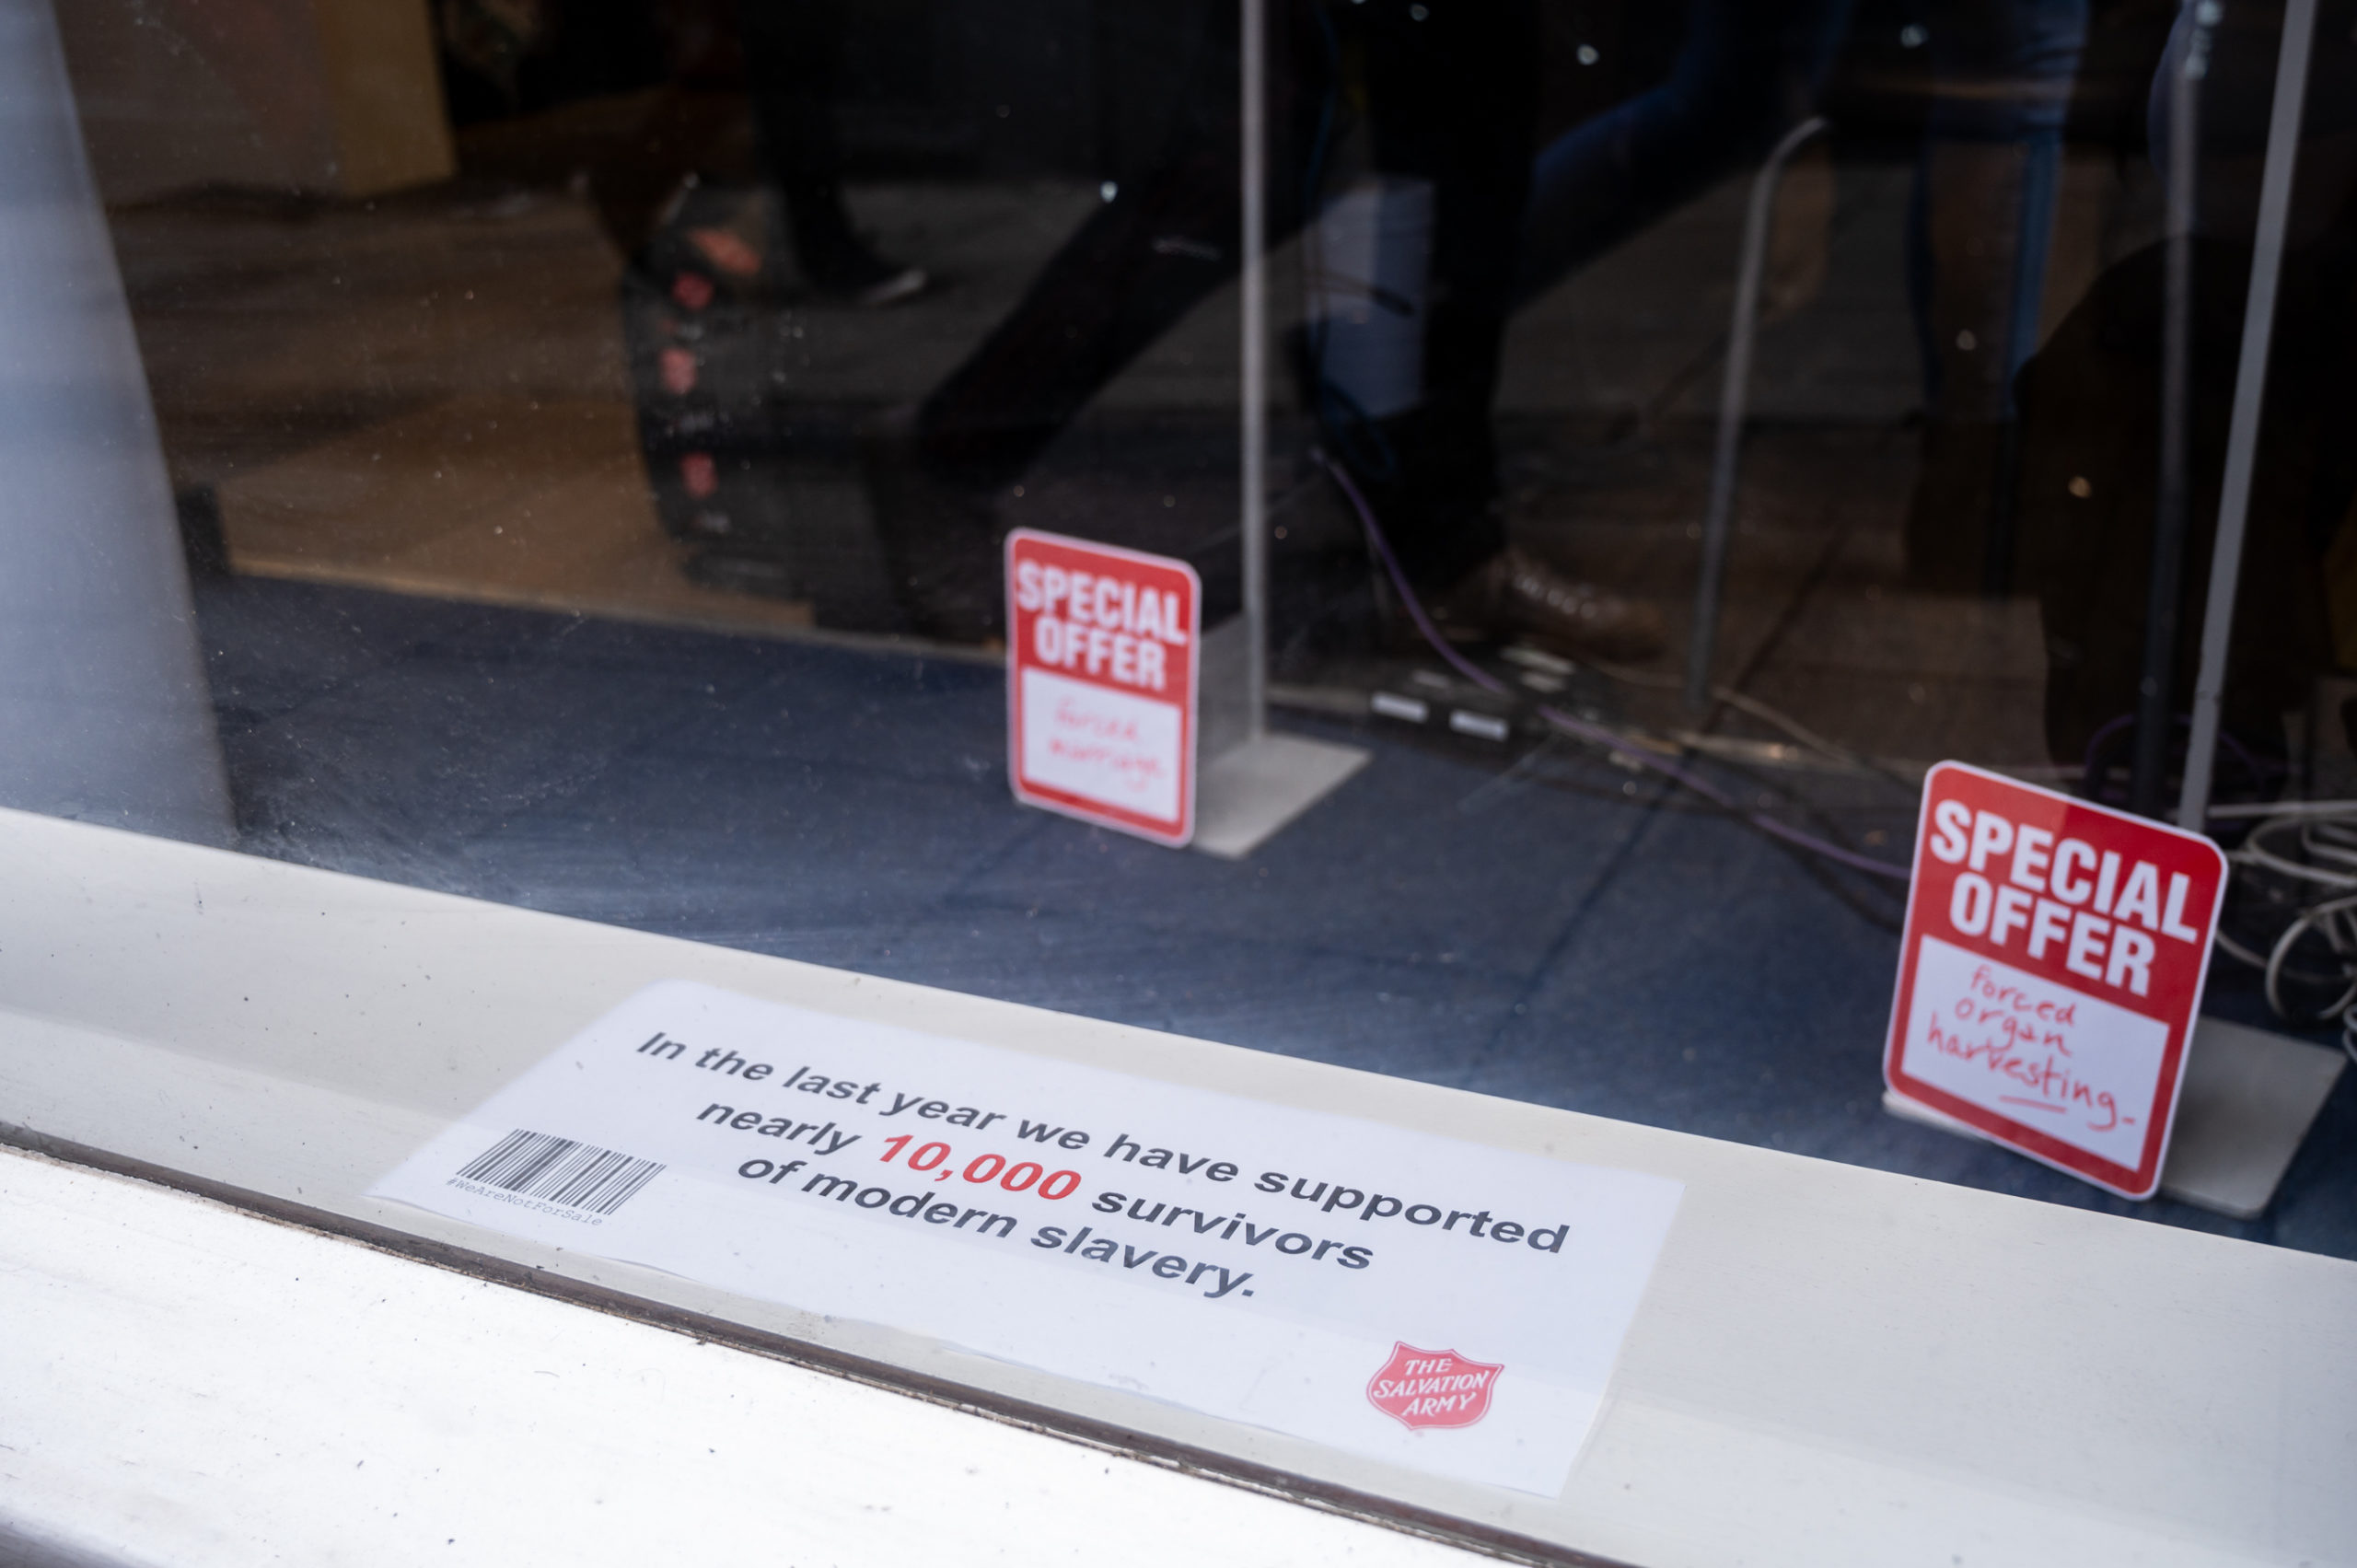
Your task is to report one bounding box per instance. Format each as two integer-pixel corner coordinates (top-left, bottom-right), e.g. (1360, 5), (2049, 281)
(879, 1134), (1079, 1199)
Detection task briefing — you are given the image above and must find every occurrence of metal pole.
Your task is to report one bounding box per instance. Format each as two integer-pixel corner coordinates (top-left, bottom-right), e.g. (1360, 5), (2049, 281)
(1684, 116), (1829, 713)
(1239, 0), (1269, 741)
(2129, 0), (2211, 818)
(2177, 0), (2318, 829)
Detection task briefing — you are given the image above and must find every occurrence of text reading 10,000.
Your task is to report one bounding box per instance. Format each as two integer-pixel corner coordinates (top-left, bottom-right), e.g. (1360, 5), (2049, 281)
(879, 1133), (1082, 1200)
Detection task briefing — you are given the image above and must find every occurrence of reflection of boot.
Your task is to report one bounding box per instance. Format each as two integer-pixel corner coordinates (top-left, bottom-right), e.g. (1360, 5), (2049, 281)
(1423, 547), (1666, 660)
(785, 183), (927, 307)
(856, 407), (1004, 643)
(1318, 401), (1506, 588)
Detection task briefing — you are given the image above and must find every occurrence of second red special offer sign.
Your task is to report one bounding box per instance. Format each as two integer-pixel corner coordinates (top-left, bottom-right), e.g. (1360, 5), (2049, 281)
(1005, 528), (1199, 846)
(1886, 762), (2227, 1198)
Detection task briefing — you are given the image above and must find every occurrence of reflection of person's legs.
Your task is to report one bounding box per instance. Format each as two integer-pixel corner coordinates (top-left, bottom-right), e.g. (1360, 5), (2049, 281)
(911, 0), (1543, 529)
(909, 0), (1303, 491)
(739, 0), (924, 302)
(1514, 0), (1852, 308)
(912, 49), (1251, 484)
(1406, 0), (1843, 660)
(1902, 0), (2088, 589)
(906, 148), (1244, 489)
(1341, 0), (1538, 593)
(1300, 0), (1666, 658)
(877, 0), (1563, 645)
(868, 0), (1322, 637)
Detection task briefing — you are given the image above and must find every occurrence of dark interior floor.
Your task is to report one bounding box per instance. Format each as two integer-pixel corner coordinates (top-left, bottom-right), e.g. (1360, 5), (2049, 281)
(194, 574), (2357, 1263)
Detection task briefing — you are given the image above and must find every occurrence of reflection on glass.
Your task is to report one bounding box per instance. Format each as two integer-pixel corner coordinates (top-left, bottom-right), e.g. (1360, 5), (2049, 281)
(13, 0), (2353, 1260)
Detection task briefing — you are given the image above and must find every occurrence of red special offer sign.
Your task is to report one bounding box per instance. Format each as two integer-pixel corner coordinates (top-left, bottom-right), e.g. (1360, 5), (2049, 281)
(1005, 528), (1199, 846)
(1886, 761), (2227, 1198)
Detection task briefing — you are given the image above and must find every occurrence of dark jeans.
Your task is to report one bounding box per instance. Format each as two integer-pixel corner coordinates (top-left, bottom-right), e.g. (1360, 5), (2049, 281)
(1513, 0), (1852, 308)
(1909, 0), (2090, 417)
(911, 0), (1538, 592)
(738, 0), (872, 275)
(1514, 0), (2088, 413)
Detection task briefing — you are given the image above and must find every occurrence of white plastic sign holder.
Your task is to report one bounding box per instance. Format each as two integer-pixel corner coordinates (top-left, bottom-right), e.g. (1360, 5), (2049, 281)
(1178, 0), (1370, 860)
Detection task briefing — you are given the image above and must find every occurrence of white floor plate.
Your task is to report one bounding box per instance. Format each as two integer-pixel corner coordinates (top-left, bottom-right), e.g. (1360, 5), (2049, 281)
(1190, 733), (1371, 860)
(1886, 1016), (2348, 1219)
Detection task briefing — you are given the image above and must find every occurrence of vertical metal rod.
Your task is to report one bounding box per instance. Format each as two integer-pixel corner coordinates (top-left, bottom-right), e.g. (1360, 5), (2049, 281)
(1239, 0), (1269, 740)
(1983, 132), (2067, 600)
(2130, 0), (2209, 818)
(2177, 0), (2318, 828)
(1684, 116), (1829, 713)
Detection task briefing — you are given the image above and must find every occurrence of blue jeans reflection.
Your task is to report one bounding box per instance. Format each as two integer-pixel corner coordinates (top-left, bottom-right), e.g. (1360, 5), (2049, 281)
(1515, 0), (2090, 422)
(1512, 0), (2088, 593)
(1513, 0), (1852, 306)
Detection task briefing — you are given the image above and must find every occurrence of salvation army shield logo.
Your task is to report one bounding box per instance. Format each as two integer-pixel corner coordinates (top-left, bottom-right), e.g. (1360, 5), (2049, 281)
(1365, 1342), (1503, 1430)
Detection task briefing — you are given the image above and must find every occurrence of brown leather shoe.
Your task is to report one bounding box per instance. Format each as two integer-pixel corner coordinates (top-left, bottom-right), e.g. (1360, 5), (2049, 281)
(1425, 548), (1666, 660)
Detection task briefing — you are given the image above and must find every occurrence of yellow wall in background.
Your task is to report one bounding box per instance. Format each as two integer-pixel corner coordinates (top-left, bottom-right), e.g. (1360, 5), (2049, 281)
(309, 0), (454, 197)
(58, 0), (453, 204)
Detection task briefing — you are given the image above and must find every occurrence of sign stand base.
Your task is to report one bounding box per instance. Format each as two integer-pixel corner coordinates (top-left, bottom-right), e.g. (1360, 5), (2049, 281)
(1887, 1016), (2347, 1219)
(1188, 616), (1367, 858)
(1192, 732), (1370, 859)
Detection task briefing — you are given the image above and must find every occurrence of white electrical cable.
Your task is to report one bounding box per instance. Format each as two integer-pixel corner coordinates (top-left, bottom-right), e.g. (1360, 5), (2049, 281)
(2213, 804), (2357, 1045)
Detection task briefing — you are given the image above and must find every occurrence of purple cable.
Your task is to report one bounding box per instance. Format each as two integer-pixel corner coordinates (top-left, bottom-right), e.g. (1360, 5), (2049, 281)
(1313, 450), (1912, 884)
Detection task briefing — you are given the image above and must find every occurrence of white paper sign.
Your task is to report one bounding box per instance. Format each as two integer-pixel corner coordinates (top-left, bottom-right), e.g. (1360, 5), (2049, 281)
(370, 981), (1682, 1494)
(1901, 935), (2169, 1169)
(1018, 668), (1184, 821)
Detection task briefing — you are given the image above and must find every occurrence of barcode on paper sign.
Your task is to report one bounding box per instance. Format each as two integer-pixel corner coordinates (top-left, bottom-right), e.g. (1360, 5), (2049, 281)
(455, 1130), (664, 1216)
